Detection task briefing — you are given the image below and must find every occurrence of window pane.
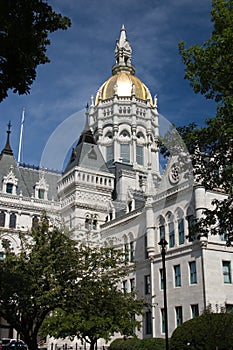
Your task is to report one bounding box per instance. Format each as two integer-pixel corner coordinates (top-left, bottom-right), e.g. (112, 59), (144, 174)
(38, 189), (45, 199)
(169, 222), (175, 247)
(174, 265), (181, 287)
(145, 311), (152, 335)
(223, 261), (231, 284)
(122, 280), (127, 293)
(191, 304), (199, 318)
(159, 225), (165, 240)
(178, 218), (184, 245)
(6, 183), (13, 194)
(9, 213), (16, 228)
(189, 261), (197, 284)
(136, 145), (144, 165)
(175, 306), (183, 326)
(130, 278), (135, 292)
(187, 215), (195, 241)
(129, 241), (134, 262)
(0, 211), (6, 227)
(120, 144), (130, 163)
(106, 145), (114, 164)
(161, 308), (165, 333)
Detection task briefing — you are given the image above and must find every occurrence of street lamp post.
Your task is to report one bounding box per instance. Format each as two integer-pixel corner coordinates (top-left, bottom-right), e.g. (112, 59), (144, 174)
(158, 237), (169, 350)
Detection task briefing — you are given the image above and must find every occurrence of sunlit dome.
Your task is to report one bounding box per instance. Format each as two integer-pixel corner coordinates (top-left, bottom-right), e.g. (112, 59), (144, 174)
(95, 25), (153, 106)
(95, 72), (152, 104)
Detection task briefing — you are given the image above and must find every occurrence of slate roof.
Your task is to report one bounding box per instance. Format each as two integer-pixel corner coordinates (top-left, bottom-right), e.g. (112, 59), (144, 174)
(64, 125), (110, 174)
(0, 131), (61, 200)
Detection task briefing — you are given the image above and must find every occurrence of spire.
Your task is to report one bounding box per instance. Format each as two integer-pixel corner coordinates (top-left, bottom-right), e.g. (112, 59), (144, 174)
(1, 121), (13, 156)
(77, 105), (96, 146)
(112, 25), (135, 75)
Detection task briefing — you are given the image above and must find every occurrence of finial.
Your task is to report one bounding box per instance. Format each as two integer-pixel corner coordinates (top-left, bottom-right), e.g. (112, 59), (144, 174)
(84, 103), (90, 131)
(1, 121), (13, 156)
(112, 25), (135, 75)
(7, 121), (12, 133)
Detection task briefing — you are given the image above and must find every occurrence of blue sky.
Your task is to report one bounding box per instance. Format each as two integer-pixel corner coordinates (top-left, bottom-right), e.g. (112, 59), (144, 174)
(0, 0), (216, 170)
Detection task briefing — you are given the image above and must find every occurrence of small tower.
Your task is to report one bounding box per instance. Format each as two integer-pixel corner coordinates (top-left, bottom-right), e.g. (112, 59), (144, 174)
(58, 106), (114, 236)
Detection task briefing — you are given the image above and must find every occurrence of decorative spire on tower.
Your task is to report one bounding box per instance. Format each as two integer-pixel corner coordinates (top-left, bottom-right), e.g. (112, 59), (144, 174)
(1, 121), (13, 156)
(112, 25), (135, 75)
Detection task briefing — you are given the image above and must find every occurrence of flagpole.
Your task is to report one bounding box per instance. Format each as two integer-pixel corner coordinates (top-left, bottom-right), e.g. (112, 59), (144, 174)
(17, 108), (25, 166)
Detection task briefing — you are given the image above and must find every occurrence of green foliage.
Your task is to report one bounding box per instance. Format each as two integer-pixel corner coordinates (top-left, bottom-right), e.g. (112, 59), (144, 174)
(170, 312), (233, 350)
(0, 213), (81, 350)
(178, 0), (233, 242)
(110, 338), (166, 350)
(0, 0), (71, 101)
(41, 244), (145, 350)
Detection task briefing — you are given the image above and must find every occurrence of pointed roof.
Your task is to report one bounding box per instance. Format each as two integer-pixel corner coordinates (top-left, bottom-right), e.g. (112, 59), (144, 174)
(1, 121), (13, 156)
(112, 25), (135, 75)
(64, 107), (110, 174)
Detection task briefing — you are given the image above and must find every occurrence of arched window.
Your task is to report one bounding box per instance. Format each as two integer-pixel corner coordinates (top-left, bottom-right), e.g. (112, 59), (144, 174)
(93, 217), (98, 230)
(85, 216), (90, 229)
(9, 213), (16, 229)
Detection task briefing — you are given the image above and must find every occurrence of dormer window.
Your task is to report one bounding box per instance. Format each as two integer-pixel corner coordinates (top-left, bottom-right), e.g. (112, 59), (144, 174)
(35, 175), (48, 200)
(3, 167), (18, 195)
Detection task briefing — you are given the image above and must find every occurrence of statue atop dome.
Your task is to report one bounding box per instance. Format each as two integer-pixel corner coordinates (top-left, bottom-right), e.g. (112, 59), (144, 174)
(112, 25), (135, 75)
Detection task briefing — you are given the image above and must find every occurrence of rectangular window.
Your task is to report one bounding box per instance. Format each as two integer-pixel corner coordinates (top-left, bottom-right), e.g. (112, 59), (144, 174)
(175, 306), (183, 326)
(106, 145), (114, 164)
(120, 144), (130, 163)
(223, 261), (231, 284)
(160, 268), (164, 290)
(178, 218), (185, 245)
(145, 275), (151, 294)
(145, 311), (152, 335)
(189, 261), (197, 284)
(161, 308), (165, 333)
(191, 304), (199, 318)
(38, 189), (45, 199)
(122, 280), (127, 293)
(129, 241), (134, 262)
(169, 222), (175, 248)
(174, 264), (181, 287)
(136, 145), (144, 166)
(6, 183), (13, 194)
(159, 225), (165, 240)
(130, 278), (135, 292)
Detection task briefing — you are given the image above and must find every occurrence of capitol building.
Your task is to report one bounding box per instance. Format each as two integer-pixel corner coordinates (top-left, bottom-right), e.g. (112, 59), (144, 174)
(0, 26), (232, 342)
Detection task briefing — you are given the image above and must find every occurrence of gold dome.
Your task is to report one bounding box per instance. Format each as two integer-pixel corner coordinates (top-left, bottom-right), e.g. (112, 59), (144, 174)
(95, 72), (153, 105)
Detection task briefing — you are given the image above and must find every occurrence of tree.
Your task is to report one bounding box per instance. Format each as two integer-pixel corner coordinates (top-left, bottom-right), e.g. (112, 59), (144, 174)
(0, 213), (82, 350)
(178, 0), (233, 243)
(170, 311), (233, 350)
(40, 244), (145, 350)
(0, 0), (71, 102)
